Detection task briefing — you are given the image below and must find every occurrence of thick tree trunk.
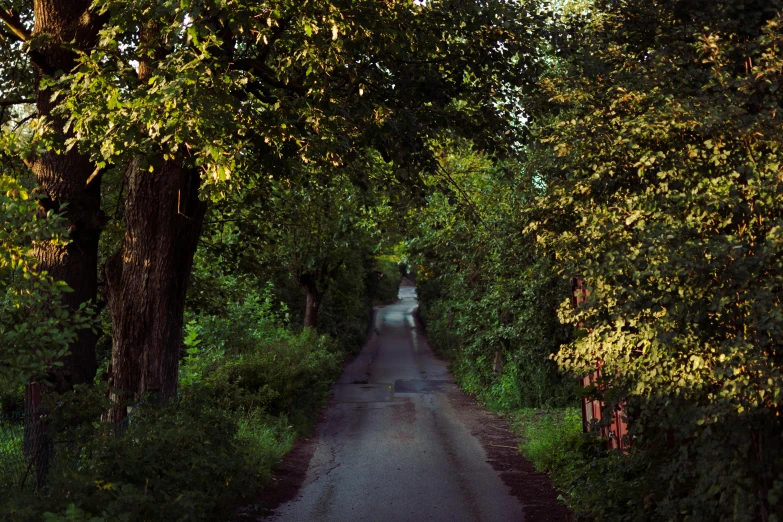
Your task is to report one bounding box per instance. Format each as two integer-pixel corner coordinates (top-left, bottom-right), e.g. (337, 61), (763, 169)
(19, 0), (105, 487)
(31, 154), (101, 388)
(28, 0), (104, 389)
(104, 158), (206, 418)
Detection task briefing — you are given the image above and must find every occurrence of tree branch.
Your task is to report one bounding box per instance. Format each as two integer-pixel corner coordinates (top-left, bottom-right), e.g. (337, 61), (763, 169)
(257, 17), (292, 63)
(85, 165), (109, 189)
(12, 112), (35, 130)
(0, 97), (34, 106)
(232, 58), (306, 95)
(0, 9), (30, 42)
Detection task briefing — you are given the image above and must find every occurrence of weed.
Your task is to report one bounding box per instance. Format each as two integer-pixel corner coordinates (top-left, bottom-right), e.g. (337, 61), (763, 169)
(0, 419), (23, 492)
(511, 408), (582, 473)
(236, 411), (297, 484)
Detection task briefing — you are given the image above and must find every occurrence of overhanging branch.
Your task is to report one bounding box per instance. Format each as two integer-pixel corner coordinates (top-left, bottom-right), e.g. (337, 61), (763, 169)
(232, 58), (306, 95)
(0, 97), (34, 106)
(0, 9), (29, 42)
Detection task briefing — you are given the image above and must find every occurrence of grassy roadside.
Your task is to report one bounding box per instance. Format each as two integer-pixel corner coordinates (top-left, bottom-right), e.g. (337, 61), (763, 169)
(504, 407), (589, 518)
(509, 408), (583, 475)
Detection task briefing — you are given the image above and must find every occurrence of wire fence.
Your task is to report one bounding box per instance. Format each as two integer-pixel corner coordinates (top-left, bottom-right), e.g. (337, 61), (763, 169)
(0, 411), (26, 491)
(0, 410), (54, 493)
(0, 384), (55, 495)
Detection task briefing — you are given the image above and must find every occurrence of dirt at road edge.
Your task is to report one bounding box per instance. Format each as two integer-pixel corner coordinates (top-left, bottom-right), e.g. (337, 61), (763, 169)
(446, 389), (574, 522)
(243, 388), (573, 522)
(236, 409), (324, 520)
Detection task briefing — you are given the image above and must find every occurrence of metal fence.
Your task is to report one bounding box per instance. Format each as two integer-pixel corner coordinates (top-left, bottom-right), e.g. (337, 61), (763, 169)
(0, 411), (27, 491)
(0, 411), (54, 493)
(0, 384), (54, 494)
(572, 277), (630, 451)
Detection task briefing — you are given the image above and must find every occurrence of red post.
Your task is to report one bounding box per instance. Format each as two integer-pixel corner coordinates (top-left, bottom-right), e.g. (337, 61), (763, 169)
(572, 277), (629, 450)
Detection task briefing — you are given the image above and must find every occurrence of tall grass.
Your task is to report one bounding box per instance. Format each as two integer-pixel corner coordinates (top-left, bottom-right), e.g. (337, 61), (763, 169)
(511, 408), (582, 473)
(236, 411), (297, 483)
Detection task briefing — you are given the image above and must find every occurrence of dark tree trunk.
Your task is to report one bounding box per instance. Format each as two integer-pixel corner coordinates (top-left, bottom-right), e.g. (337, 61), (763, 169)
(17, 0), (105, 487)
(300, 273), (325, 329)
(28, 0), (105, 390)
(101, 22), (205, 420)
(104, 158), (206, 418)
(303, 285), (322, 329)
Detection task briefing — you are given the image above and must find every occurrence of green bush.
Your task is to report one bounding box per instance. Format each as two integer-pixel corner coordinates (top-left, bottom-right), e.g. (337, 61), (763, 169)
(0, 416), (23, 492)
(556, 446), (651, 522)
(235, 411), (297, 484)
(0, 177), (94, 393)
(524, 1), (783, 520)
(181, 271), (343, 424)
(193, 330), (341, 423)
(1, 266), (348, 521)
(512, 408), (656, 522)
(2, 387), (257, 522)
(412, 154), (575, 410)
(185, 274), (289, 357)
(373, 258), (403, 304)
(318, 257), (373, 355)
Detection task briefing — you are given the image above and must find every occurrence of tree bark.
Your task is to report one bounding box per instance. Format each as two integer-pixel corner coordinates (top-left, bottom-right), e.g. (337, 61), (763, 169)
(28, 0), (106, 389)
(14, 0), (106, 486)
(300, 274), (324, 329)
(303, 286), (322, 329)
(104, 158), (206, 418)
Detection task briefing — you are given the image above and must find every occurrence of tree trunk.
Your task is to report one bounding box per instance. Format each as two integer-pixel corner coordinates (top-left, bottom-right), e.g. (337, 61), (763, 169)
(300, 273), (325, 329)
(303, 286), (322, 329)
(28, 0), (105, 390)
(104, 158), (206, 418)
(19, 0), (105, 487)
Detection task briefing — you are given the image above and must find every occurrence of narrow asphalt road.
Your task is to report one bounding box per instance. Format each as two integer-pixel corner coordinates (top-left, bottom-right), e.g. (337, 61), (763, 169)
(267, 285), (566, 522)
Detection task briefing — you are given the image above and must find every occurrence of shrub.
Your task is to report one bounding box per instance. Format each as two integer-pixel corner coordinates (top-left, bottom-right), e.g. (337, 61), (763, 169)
(526, 1), (783, 519)
(2, 387), (257, 522)
(410, 142), (575, 410)
(235, 411), (297, 484)
(0, 177), (94, 393)
(194, 330), (341, 424)
(317, 253), (374, 354)
(373, 258), (403, 304)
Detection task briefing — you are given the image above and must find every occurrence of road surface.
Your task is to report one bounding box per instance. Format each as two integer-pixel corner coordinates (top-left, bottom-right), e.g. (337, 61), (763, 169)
(266, 285), (569, 522)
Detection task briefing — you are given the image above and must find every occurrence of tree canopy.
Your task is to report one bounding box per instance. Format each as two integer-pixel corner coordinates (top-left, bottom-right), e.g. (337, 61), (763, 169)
(2, 0), (783, 520)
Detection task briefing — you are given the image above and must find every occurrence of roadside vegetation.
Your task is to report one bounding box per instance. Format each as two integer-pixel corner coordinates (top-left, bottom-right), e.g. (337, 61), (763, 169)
(511, 409), (582, 475)
(409, 1), (783, 521)
(1, 197), (402, 520)
(1, 0), (519, 519)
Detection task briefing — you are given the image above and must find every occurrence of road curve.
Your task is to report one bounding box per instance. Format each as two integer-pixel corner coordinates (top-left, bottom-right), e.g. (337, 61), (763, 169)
(267, 285), (561, 522)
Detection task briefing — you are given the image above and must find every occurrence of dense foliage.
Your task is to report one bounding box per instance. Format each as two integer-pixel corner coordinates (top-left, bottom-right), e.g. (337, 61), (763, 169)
(1, 253), (376, 520)
(408, 1), (783, 520)
(0, 177), (93, 393)
(411, 141), (574, 410)
(7, 389), (257, 522)
(3, 0), (783, 520)
(4, 0), (541, 412)
(523, 1), (783, 520)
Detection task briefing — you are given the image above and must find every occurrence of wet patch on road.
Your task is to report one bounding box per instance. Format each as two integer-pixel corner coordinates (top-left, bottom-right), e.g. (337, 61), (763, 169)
(393, 379), (458, 394)
(331, 383), (393, 403)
